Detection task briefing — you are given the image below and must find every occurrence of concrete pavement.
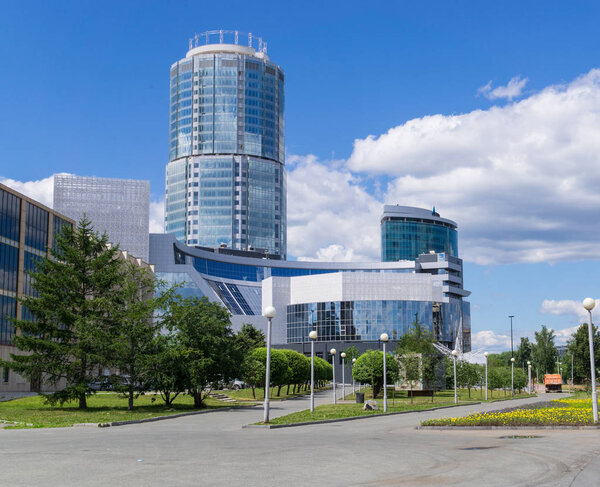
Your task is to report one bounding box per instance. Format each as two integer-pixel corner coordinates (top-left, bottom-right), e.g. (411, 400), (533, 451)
(0, 392), (599, 486)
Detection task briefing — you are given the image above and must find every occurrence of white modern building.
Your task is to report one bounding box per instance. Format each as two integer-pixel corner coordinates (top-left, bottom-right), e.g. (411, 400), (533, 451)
(54, 175), (150, 261)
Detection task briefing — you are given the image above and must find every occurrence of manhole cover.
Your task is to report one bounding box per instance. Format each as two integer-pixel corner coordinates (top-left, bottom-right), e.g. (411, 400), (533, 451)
(458, 446), (498, 450)
(498, 435), (543, 439)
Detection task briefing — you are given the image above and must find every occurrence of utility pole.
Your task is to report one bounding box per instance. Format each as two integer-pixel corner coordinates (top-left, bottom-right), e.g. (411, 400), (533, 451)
(509, 315), (515, 357)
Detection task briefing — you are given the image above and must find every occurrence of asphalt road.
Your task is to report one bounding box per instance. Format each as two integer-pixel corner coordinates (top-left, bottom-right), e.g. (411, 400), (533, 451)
(1, 392), (599, 486)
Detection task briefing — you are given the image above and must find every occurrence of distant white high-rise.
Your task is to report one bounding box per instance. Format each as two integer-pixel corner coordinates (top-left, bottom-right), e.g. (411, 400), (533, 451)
(53, 175), (150, 261)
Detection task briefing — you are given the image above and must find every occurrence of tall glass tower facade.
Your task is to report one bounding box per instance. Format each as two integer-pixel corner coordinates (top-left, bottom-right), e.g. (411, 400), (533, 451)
(165, 30), (286, 257)
(381, 205), (458, 262)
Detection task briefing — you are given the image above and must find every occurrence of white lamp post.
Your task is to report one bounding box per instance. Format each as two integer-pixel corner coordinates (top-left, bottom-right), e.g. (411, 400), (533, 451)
(527, 361), (532, 394)
(352, 358), (357, 395)
(330, 348), (337, 405)
(380, 333), (389, 412)
(511, 357), (515, 398)
(484, 352), (489, 401)
(309, 330), (317, 413)
(341, 352), (346, 401)
(583, 298), (598, 423)
(452, 350), (458, 404)
(262, 306), (276, 423)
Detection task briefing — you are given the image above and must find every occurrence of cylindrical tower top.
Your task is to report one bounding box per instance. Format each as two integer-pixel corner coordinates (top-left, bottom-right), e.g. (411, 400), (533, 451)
(187, 30), (269, 60)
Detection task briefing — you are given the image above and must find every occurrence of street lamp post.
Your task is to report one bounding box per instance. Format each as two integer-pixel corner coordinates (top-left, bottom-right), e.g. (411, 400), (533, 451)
(380, 333), (389, 412)
(452, 349), (458, 404)
(330, 348), (337, 405)
(484, 352), (489, 401)
(509, 315), (515, 357)
(527, 361), (532, 394)
(583, 298), (598, 423)
(262, 306), (276, 423)
(352, 358), (356, 395)
(309, 330), (317, 413)
(341, 352), (346, 401)
(511, 357), (515, 398)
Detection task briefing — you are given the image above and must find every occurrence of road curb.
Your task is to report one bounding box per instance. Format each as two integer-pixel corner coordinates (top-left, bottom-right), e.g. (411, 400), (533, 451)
(103, 405), (260, 428)
(242, 402), (485, 429)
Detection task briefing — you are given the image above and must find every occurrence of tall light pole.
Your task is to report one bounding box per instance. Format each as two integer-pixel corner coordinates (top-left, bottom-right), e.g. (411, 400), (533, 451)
(548, 328), (554, 375)
(341, 352), (346, 401)
(330, 348), (337, 405)
(509, 315), (515, 358)
(527, 361), (532, 394)
(583, 298), (598, 423)
(484, 352), (489, 401)
(381, 333), (389, 412)
(452, 349), (458, 404)
(511, 357), (515, 397)
(263, 306), (276, 423)
(309, 330), (317, 413)
(352, 357), (356, 395)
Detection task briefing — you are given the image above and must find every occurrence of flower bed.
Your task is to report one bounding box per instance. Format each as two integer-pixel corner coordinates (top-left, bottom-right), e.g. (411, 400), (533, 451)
(421, 399), (596, 427)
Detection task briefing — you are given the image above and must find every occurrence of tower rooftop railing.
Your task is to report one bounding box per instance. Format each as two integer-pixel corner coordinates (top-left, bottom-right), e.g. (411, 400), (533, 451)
(189, 30), (267, 53)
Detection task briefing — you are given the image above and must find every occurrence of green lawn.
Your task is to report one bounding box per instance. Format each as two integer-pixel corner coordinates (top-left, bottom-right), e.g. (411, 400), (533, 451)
(262, 388), (535, 425)
(344, 387), (534, 403)
(224, 385), (328, 402)
(0, 393), (245, 429)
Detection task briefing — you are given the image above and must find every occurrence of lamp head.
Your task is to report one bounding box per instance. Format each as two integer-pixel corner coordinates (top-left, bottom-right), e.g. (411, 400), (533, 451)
(484, 352), (489, 358)
(527, 361), (531, 366)
(263, 306), (276, 319)
(583, 297), (596, 311)
(380, 333), (389, 342)
(341, 352), (346, 359)
(352, 358), (356, 363)
(548, 328), (553, 334)
(511, 357), (515, 363)
(308, 330), (317, 340)
(330, 348), (336, 355)
(451, 350), (458, 357)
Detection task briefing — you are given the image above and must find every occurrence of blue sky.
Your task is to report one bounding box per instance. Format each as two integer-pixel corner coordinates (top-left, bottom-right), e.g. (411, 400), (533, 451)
(1, 1), (600, 351)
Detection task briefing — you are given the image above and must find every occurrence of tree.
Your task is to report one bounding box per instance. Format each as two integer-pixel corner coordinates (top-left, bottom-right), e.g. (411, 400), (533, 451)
(398, 353), (421, 403)
(147, 335), (188, 407)
(241, 353), (265, 399)
(281, 350), (310, 394)
(532, 325), (557, 376)
(352, 350), (399, 399)
(396, 317), (440, 390)
(515, 337), (533, 370)
(487, 366), (508, 398)
(343, 346), (360, 363)
(165, 297), (236, 408)
(245, 347), (291, 398)
(233, 324), (266, 375)
(314, 357), (332, 386)
(109, 262), (176, 411)
(567, 323), (600, 383)
(456, 361), (482, 399)
(1, 218), (125, 409)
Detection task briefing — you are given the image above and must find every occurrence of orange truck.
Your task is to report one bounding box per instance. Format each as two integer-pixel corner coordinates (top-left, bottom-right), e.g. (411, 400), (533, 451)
(544, 374), (562, 393)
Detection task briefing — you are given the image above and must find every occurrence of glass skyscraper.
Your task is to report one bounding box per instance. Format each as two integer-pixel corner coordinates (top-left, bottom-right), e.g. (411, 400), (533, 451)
(165, 30), (286, 257)
(381, 205), (458, 262)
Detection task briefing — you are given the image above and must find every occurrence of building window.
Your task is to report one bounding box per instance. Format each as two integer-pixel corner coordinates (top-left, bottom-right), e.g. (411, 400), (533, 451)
(2, 368), (8, 383)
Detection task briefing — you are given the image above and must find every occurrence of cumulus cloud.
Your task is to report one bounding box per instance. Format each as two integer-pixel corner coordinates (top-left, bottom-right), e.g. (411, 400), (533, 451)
(286, 154), (381, 261)
(471, 330), (512, 350)
(344, 69), (600, 264)
(0, 174), (64, 207)
(540, 299), (598, 323)
(477, 75), (528, 100)
(149, 199), (165, 233)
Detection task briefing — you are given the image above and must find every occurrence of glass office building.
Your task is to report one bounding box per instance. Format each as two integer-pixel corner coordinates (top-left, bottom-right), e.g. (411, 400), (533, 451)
(53, 175), (150, 262)
(381, 205), (458, 262)
(0, 182), (74, 391)
(165, 30), (286, 257)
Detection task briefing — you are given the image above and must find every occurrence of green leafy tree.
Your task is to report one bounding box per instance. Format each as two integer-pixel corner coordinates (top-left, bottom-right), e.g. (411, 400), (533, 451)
(396, 317), (439, 390)
(352, 350), (399, 399)
(109, 262), (177, 411)
(1, 218), (124, 409)
(567, 323), (600, 383)
(487, 366), (508, 398)
(515, 337), (533, 370)
(456, 361), (482, 399)
(398, 352), (421, 403)
(314, 356), (333, 386)
(147, 335), (188, 407)
(343, 346), (360, 363)
(240, 353), (265, 399)
(532, 325), (557, 375)
(513, 367), (527, 392)
(233, 324), (266, 375)
(246, 347), (291, 398)
(165, 297), (236, 408)
(281, 350), (310, 394)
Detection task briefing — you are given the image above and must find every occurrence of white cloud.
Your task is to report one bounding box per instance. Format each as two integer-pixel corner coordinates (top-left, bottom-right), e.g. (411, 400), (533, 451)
(345, 69), (600, 264)
(0, 174), (65, 207)
(149, 199), (164, 233)
(471, 330), (512, 350)
(540, 299), (598, 324)
(286, 154), (381, 261)
(477, 75), (528, 100)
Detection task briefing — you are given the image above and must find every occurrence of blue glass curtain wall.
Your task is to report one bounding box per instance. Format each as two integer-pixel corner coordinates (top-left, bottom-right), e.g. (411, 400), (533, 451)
(24, 203), (48, 251)
(382, 220), (458, 262)
(0, 295), (16, 345)
(0, 188), (20, 242)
